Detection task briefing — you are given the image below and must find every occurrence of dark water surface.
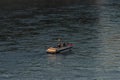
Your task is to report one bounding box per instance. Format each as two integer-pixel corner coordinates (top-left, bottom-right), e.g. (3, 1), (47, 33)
(0, 0), (120, 80)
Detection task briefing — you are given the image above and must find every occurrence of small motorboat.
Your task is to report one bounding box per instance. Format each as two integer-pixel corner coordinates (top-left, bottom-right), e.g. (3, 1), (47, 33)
(46, 43), (73, 54)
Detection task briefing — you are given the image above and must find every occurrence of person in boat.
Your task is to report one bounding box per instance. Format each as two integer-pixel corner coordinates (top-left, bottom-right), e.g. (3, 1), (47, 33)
(63, 42), (67, 47)
(57, 43), (61, 48)
(57, 38), (62, 48)
(57, 43), (65, 48)
(57, 38), (68, 48)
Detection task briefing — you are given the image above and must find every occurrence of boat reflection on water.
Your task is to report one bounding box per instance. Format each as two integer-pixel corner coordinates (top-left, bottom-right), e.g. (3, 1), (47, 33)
(47, 54), (58, 62)
(47, 50), (74, 63)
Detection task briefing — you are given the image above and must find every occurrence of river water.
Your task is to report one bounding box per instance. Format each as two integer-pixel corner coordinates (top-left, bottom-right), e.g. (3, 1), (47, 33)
(0, 0), (120, 80)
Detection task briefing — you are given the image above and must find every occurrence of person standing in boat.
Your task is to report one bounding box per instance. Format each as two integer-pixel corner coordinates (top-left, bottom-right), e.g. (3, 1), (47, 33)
(57, 38), (62, 48)
(57, 38), (66, 47)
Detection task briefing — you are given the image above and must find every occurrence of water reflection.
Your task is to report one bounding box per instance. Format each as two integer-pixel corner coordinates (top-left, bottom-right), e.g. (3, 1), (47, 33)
(92, 1), (120, 79)
(0, 0), (97, 9)
(47, 50), (74, 62)
(0, 0), (120, 80)
(47, 54), (57, 61)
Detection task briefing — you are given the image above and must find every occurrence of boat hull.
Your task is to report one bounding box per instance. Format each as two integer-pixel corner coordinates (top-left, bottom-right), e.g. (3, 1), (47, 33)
(46, 46), (72, 54)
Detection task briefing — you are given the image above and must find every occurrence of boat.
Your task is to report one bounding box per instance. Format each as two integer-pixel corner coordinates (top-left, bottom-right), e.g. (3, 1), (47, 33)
(46, 43), (73, 54)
